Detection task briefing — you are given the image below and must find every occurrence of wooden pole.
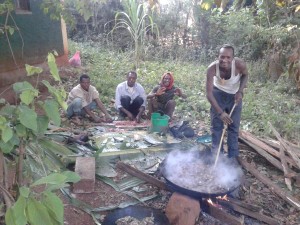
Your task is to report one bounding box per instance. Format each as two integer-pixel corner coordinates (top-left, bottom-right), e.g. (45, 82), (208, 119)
(214, 103), (237, 168)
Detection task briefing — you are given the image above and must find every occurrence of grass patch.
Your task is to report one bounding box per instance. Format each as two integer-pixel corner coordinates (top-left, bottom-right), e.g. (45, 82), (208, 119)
(68, 40), (300, 142)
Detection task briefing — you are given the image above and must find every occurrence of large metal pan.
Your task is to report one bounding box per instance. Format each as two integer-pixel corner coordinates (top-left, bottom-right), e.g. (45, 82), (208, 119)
(103, 205), (170, 225)
(160, 144), (243, 199)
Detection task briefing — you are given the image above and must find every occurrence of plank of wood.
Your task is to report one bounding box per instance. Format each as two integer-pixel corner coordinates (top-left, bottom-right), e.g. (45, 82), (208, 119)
(240, 131), (297, 168)
(268, 122), (300, 169)
(207, 203), (244, 225)
(239, 137), (283, 171)
(238, 157), (300, 210)
(226, 197), (262, 212)
(217, 199), (280, 225)
(116, 161), (168, 190)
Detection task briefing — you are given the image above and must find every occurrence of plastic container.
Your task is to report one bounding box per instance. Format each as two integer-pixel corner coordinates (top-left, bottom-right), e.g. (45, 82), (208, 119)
(151, 113), (170, 132)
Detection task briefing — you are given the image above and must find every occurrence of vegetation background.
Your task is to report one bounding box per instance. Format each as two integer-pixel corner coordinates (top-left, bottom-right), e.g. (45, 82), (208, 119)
(0, 0), (300, 224)
(64, 0), (300, 142)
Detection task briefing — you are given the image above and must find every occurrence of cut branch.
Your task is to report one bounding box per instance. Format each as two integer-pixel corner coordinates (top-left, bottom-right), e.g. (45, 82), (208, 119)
(116, 161), (168, 190)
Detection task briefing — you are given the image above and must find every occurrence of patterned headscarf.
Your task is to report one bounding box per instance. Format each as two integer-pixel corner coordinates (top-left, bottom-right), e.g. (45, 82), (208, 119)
(160, 72), (174, 90)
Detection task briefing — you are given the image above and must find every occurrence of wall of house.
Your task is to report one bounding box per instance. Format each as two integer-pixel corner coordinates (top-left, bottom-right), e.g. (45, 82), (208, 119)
(0, 1), (68, 86)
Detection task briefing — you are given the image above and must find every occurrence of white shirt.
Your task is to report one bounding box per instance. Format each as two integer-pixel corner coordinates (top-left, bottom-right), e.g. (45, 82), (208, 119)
(213, 59), (241, 94)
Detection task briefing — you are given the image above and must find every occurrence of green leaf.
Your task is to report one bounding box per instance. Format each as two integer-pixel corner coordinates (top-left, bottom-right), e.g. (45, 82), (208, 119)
(26, 198), (52, 225)
(25, 64), (43, 76)
(12, 196), (27, 225)
(8, 26), (14, 35)
(42, 192), (64, 224)
(18, 105), (37, 131)
(0, 138), (16, 153)
(61, 171), (81, 183)
(0, 105), (16, 117)
(15, 124), (27, 137)
(47, 53), (60, 82)
(20, 89), (38, 105)
(43, 100), (60, 126)
(13, 81), (34, 94)
(5, 208), (17, 225)
(19, 187), (30, 198)
(45, 183), (69, 192)
(2, 126), (13, 143)
(31, 173), (67, 187)
(42, 81), (67, 110)
(36, 116), (49, 134)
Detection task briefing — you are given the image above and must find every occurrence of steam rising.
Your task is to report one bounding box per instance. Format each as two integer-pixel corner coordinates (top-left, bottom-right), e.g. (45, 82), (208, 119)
(163, 149), (243, 194)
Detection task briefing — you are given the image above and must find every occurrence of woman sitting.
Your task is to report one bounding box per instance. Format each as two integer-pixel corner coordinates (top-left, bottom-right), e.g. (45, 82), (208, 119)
(147, 72), (186, 119)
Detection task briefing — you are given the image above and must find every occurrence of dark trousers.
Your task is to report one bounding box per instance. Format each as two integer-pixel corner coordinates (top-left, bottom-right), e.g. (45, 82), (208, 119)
(120, 96), (144, 117)
(210, 87), (242, 158)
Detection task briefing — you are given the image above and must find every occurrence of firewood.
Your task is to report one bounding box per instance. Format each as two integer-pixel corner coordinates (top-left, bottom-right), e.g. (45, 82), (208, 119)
(268, 122), (300, 169)
(206, 202), (244, 225)
(116, 161), (168, 190)
(240, 131), (297, 168)
(226, 197), (262, 212)
(239, 137), (284, 171)
(217, 198), (280, 225)
(238, 157), (300, 210)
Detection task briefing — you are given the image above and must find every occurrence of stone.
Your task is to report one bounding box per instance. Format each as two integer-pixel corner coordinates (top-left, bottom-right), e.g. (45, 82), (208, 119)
(73, 157), (95, 193)
(165, 192), (201, 225)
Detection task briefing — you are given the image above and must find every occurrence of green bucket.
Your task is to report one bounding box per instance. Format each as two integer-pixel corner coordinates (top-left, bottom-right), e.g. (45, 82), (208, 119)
(151, 113), (170, 132)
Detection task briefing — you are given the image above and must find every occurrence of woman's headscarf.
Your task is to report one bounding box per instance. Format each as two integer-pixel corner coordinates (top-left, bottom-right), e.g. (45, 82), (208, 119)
(160, 72), (174, 90)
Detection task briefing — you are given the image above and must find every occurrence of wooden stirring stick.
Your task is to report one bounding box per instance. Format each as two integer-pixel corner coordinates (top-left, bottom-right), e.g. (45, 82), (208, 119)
(213, 103), (237, 168)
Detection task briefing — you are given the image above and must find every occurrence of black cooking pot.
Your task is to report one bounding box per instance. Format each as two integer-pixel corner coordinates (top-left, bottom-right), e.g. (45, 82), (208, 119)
(160, 144), (242, 199)
(102, 205), (170, 225)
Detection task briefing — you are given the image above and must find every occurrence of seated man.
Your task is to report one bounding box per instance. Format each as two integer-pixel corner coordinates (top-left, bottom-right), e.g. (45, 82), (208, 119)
(66, 74), (113, 124)
(115, 71), (146, 123)
(147, 72), (186, 119)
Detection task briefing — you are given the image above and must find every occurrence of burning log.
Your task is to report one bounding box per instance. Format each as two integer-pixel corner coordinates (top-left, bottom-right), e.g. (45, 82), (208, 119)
(217, 197), (280, 225)
(205, 199), (244, 225)
(269, 122), (300, 169)
(116, 162), (168, 190)
(238, 157), (300, 210)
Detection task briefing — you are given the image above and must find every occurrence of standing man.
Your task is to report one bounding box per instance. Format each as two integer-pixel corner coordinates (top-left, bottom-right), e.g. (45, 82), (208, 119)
(115, 71), (146, 123)
(206, 44), (248, 159)
(67, 74), (113, 124)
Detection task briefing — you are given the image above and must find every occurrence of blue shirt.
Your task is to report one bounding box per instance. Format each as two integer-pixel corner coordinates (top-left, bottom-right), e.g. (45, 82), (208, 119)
(115, 81), (146, 109)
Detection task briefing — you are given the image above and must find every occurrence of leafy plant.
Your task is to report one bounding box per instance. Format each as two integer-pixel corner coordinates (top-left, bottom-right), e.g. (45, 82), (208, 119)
(5, 171), (80, 225)
(108, 0), (158, 69)
(0, 52), (68, 223)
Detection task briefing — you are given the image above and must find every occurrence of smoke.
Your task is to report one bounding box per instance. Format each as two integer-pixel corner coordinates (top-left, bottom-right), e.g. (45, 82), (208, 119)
(163, 148), (243, 193)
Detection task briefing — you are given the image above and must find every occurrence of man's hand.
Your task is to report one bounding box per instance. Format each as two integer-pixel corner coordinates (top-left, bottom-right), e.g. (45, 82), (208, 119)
(104, 114), (113, 123)
(220, 112), (233, 125)
(93, 116), (103, 123)
(126, 112), (134, 121)
(156, 87), (166, 96)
